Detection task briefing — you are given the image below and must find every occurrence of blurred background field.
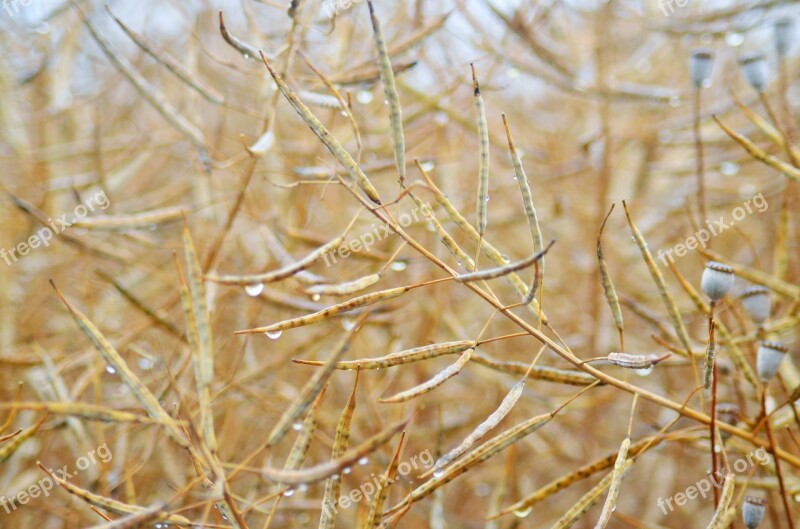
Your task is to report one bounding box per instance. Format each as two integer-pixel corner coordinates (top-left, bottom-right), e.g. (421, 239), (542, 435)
(0, 1), (799, 528)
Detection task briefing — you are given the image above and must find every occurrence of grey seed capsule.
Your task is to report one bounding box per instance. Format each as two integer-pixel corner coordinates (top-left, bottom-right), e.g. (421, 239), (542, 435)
(702, 261), (735, 301)
(740, 54), (769, 93)
(742, 496), (767, 529)
(739, 286), (771, 324)
(775, 18), (794, 57)
(689, 49), (714, 88)
(756, 341), (788, 381)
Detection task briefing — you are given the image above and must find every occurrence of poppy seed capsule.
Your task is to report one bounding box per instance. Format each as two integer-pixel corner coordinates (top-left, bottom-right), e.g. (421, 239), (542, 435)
(775, 18), (794, 57)
(739, 286), (771, 324)
(740, 54), (769, 93)
(701, 261), (735, 301)
(742, 496), (767, 529)
(756, 341), (788, 381)
(689, 49), (714, 88)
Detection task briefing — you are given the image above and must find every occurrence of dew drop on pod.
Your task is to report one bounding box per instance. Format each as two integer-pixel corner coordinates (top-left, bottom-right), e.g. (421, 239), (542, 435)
(739, 286), (771, 324)
(774, 18), (794, 57)
(742, 496), (767, 529)
(689, 48), (714, 88)
(701, 261), (735, 302)
(756, 341), (788, 381)
(740, 53), (769, 93)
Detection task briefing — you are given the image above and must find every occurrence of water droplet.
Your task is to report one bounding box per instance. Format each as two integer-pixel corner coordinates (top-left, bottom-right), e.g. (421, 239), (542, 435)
(725, 32), (745, 47)
(357, 90), (373, 104)
(265, 330), (282, 340)
(714, 445), (721, 453)
(245, 283), (264, 297)
(383, 99), (389, 105)
(311, 293), (321, 302)
(342, 318), (356, 331)
(635, 367), (653, 377)
(420, 161), (435, 172)
(434, 112), (448, 125)
(720, 161), (740, 176)
(243, 53), (250, 60)
(340, 111), (347, 117)
(343, 467), (352, 475)
(298, 483), (309, 492)
(738, 184), (757, 199)
(106, 365), (116, 375)
(390, 260), (408, 272)
(433, 469), (444, 478)
(137, 358), (154, 370)
(358, 457), (369, 465)
(283, 488), (295, 497)
(292, 421), (303, 431)
(513, 507), (533, 518)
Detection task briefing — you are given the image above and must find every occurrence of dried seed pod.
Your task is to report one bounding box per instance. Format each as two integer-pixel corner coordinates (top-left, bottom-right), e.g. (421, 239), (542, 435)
(623, 202), (694, 357)
(597, 205), (623, 347)
(689, 48), (714, 88)
(472, 64), (490, 238)
(774, 18), (794, 57)
(218, 11), (260, 60)
(756, 341), (788, 381)
(453, 241), (554, 283)
(379, 348), (473, 403)
(367, 0), (406, 186)
(739, 286), (771, 324)
(259, 54), (382, 204)
(431, 380), (525, 473)
(702, 329), (717, 390)
(606, 352), (670, 371)
(304, 274), (381, 297)
(740, 54), (769, 93)
(708, 473), (736, 529)
(594, 437), (631, 529)
(742, 496), (767, 529)
(702, 261), (735, 301)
